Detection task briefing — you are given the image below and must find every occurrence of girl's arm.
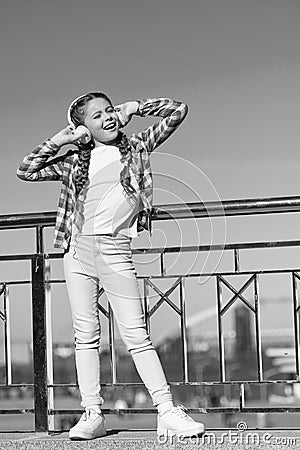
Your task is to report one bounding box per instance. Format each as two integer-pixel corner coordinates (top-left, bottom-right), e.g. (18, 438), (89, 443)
(17, 125), (86, 181)
(17, 139), (64, 181)
(134, 98), (188, 153)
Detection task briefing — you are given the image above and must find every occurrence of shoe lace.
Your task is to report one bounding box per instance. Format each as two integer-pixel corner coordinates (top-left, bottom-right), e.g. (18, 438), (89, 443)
(81, 411), (88, 422)
(171, 404), (189, 419)
(81, 408), (100, 422)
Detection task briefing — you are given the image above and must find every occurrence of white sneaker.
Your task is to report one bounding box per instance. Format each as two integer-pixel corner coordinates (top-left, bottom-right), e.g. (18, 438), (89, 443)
(157, 404), (205, 438)
(69, 408), (106, 440)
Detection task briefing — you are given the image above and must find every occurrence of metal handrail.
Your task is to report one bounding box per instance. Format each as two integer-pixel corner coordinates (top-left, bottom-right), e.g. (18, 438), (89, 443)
(1, 195), (300, 229)
(2, 195), (300, 432)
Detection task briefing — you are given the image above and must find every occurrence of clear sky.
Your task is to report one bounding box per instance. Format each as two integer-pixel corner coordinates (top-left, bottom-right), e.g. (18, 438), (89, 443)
(1, 0), (300, 343)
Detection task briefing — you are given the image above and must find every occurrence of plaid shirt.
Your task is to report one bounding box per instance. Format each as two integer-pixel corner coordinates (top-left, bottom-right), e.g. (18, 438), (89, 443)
(17, 98), (188, 250)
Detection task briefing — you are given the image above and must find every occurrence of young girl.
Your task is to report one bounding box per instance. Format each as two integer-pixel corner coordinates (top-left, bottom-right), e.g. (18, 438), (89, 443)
(17, 92), (205, 440)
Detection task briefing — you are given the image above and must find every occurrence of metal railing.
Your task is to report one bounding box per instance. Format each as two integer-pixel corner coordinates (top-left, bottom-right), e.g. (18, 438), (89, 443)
(1, 195), (300, 432)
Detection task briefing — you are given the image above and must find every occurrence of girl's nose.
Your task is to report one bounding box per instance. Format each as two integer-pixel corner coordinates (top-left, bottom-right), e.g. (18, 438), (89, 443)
(103, 112), (112, 121)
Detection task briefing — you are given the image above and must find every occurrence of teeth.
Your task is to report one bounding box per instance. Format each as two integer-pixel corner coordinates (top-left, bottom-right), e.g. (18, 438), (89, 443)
(104, 123), (115, 130)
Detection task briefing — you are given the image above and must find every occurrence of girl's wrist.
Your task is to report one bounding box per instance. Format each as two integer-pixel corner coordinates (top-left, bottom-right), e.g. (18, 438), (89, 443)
(47, 138), (61, 150)
(131, 100), (140, 115)
(50, 134), (64, 147)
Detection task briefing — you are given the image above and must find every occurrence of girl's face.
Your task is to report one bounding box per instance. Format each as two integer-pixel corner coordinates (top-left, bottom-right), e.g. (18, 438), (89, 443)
(83, 97), (119, 143)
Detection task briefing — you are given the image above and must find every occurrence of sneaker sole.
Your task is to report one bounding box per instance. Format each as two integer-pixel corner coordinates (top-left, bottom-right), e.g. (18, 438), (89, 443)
(157, 424), (205, 438)
(69, 430), (107, 440)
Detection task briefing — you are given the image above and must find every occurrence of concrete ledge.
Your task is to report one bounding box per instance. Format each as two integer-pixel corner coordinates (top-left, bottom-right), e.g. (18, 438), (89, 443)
(0, 430), (300, 450)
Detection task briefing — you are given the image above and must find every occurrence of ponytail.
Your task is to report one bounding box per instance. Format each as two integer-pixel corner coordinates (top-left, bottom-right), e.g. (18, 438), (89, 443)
(74, 140), (94, 196)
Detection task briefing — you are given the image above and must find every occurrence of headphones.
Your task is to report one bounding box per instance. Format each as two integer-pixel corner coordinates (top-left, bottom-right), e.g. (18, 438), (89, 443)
(67, 92), (125, 144)
(67, 94), (92, 144)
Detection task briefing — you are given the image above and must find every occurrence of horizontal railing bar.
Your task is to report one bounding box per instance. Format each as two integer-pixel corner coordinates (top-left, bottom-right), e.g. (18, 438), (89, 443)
(49, 406), (300, 414)
(4, 406), (300, 416)
(4, 268), (300, 288)
(1, 195), (300, 230)
(44, 240), (300, 260)
(3, 239), (299, 263)
(0, 212), (56, 230)
(239, 407), (300, 413)
(153, 195), (300, 220)
(132, 240), (300, 254)
(45, 279), (65, 284)
(45, 253), (63, 259)
(47, 380), (299, 388)
(27, 267), (300, 286)
(0, 384), (34, 388)
(49, 408), (211, 415)
(0, 255), (34, 261)
(137, 268), (300, 278)
(0, 409), (34, 414)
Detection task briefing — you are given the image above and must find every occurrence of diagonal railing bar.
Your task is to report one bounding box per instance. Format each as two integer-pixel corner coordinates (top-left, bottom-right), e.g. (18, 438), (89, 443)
(293, 271), (300, 282)
(97, 288), (109, 318)
(219, 274), (256, 315)
(0, 282), (5, 322)
(146, 277), (182, 317)
(0, 283), (5, 295)
(292, 272), (300, 380)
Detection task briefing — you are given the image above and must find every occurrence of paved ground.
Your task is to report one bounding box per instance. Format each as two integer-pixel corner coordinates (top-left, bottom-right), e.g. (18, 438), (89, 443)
(0, 430), (300, 450)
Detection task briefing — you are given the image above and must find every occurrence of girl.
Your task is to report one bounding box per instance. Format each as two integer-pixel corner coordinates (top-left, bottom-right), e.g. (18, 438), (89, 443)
(17, 92), (205, 440)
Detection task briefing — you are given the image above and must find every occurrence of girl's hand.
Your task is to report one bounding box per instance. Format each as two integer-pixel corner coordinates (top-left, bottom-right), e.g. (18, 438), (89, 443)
(114, 101), (139, 128)
(50, 125), (91, 147)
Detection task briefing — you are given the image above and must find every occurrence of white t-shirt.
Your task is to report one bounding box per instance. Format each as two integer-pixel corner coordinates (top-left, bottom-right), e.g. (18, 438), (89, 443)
(72, 144), (140, 238)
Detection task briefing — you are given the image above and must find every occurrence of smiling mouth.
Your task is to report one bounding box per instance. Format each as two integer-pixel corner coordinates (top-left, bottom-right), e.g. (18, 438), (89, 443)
(103, 122), (117, 131)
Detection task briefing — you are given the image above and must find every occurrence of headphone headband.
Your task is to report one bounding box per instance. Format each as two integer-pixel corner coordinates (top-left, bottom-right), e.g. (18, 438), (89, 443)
(67, 93), (89, 125)
(67, 91), (105, 125)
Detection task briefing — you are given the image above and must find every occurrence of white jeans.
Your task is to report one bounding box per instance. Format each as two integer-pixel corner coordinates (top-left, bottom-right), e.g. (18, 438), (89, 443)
(63, 233), (172, 408)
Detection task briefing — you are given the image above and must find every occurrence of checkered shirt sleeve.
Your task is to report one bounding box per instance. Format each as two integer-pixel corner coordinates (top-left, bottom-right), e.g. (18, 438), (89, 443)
(17, 139), (64, 181)
(132, 98), (188, 153)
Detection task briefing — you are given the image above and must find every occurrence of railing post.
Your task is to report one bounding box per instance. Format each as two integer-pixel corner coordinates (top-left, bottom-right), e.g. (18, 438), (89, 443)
(36, 226), (44, 253)
(45, 259), (54, 431)
(3, 285), (12, 385)
(108, 303), (117, 384)
(31, 253), (48, 432)
(179, 278), (189, 383)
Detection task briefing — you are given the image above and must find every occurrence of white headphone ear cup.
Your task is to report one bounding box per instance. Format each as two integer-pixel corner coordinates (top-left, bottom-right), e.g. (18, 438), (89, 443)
(76, 125), (91, 137)
(75, 125), (92, 143)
